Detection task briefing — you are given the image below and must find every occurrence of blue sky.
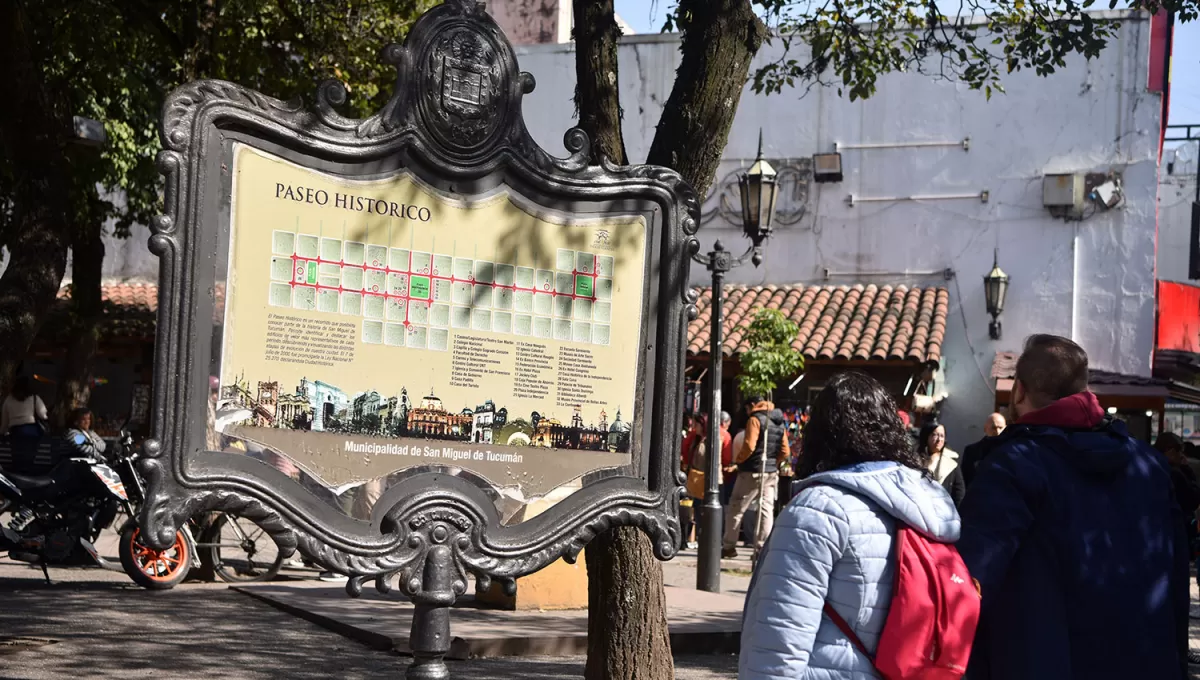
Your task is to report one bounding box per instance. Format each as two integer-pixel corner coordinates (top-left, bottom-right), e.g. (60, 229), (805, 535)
(612, 1), (1200, 129)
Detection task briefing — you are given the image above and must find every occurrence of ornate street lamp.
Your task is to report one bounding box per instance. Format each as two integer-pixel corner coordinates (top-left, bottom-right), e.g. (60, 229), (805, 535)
(984, 249), (1009, 340)
(739, 132), (779, 251)
(692, 130), (780, 593)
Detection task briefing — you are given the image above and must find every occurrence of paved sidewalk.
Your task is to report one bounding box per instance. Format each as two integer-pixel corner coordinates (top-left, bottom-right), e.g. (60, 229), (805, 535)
(233, 579), (744, 658)
(227, 543), (753, 659)
(0, 526), (748, 679)
(0, 558), (738, 679)
(4, 524), (1198, 679)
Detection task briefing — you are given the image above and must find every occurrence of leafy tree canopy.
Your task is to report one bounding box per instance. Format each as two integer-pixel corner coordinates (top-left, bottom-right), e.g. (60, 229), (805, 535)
(658, 0), (1196, 101)
(0, 0), (434, 249)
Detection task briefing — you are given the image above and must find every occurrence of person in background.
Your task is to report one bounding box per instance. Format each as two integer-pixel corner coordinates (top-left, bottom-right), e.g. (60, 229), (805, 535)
(64, 408), (107, 459)
(1185, 441), (1200, 486)
(719, 411), (736, 507)
(1156, 432), (1200, 636)
(1, 375), (48, 473)
(957, 334), (1189, 680)
(681, 414), (695, 453)
(206, 376), (222, 451)
(729, 424), (746, 501)
(776, 421), (801, 514)
(739, 371), (960, 679)
(961, 412), (1007, 487)
(722, 395), (790, 559)
(680, 414), (709, 550)
(919, 422), (966, 507)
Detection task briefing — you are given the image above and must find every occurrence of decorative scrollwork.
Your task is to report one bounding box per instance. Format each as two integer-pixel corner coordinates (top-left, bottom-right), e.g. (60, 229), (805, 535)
(143, 9), (691, 672)
(139, 455), (299, 557)
(701, 158), (813, 227)
(161, 80), (302, 152)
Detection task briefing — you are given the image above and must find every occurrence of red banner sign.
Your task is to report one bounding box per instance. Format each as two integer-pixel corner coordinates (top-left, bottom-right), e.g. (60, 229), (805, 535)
(1158, 280), (1200, 353)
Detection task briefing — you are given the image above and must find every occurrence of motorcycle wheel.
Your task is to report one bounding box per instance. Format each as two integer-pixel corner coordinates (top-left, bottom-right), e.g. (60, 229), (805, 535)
(119, 524), (191, 590)
(206, 513), (283, 583)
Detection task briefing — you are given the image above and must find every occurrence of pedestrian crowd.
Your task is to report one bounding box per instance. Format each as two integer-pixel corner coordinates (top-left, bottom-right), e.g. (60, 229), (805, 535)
(730, 333), (1195, 680)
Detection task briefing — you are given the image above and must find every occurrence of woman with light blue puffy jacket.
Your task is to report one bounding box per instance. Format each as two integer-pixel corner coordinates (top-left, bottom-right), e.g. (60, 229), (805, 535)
(740, 371), (961, 680)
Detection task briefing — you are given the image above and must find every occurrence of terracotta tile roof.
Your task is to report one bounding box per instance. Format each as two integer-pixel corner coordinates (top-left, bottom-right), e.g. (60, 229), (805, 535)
(991, 351), (1018, 379)
(57, 281), (159, 311)
(689, 283), (949, 365)
(41, 281), (159, 342)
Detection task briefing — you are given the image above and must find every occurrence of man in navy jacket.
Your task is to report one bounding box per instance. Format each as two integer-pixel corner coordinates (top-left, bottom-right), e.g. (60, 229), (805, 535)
(957, 334), (1190, 680)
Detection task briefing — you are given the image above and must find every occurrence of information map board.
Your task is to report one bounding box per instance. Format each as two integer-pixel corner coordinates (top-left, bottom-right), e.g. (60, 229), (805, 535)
(219, 146), (645, 505)
(142, 5), (693, 652)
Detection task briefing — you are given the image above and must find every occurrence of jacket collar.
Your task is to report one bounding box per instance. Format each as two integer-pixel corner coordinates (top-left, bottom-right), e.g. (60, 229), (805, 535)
(930, 447), (959, 461)
(749, 400), (775, 414)
(1017, 392), (1105, 429)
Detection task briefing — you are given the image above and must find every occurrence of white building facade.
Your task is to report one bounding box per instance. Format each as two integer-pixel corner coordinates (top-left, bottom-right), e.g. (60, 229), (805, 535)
(514, 12), (1163, 446)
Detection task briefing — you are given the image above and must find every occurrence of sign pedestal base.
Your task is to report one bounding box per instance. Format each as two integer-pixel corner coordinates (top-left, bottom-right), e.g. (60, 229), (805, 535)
(476, 551), (588, 610)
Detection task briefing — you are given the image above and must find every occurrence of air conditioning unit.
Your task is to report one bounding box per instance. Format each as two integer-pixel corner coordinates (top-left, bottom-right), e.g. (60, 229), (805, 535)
(1043, 174), (1086, 211)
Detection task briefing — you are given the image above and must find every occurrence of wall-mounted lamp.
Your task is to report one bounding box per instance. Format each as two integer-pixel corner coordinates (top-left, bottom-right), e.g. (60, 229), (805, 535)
(812, 152), (843, 183)
(983, 249), (1009, 340)
(739, 131), (780, 247)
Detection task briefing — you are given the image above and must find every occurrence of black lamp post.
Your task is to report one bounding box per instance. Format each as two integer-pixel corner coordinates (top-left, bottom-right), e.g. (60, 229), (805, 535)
(691, 131), (778, 593)
(984, 249), (1009, 340)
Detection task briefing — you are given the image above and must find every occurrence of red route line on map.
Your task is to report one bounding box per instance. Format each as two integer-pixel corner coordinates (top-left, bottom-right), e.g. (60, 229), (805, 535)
(284, 251), (605, 328)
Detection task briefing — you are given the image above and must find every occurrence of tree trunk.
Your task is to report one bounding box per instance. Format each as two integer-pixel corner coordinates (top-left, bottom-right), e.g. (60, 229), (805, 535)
(645, 0), (766, 197)
(55, 226), (105, 427)
(185, 0), (220, 81)
(584, 526), (674, 680)
(0, 0), (74, 396)
(572, 0), (628, 166)
(573, 2), (766, 678)
(574, 3), (671, 679)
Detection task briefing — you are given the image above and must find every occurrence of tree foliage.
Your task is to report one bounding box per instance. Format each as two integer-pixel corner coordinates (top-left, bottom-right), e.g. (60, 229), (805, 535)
(0, 0), (434, 404)
(1, 0), (436, 250)
(738, 309), (805, 398)
(656, 0), (1198, 101)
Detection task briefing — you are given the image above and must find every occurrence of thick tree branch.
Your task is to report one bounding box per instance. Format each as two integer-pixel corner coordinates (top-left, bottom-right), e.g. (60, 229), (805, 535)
(572, 0), (628, 166)
(0, 0), (73, 391)
(124, 0), (187, 58)
(647, 0), (767, 197)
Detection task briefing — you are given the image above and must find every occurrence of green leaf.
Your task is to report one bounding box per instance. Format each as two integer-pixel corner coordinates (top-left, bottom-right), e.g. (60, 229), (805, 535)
(736, 309), (805, 398)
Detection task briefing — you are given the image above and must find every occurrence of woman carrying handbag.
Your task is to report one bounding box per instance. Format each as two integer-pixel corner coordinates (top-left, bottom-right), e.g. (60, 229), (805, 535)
(1, 375), (48, 474)
(681, 414), (710, 550)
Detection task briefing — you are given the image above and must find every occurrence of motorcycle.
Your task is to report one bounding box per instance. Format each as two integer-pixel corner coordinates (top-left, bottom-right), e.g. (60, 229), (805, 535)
(0, 426), (195, 590)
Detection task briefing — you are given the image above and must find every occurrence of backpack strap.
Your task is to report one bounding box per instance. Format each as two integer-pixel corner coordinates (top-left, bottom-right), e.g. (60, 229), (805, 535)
(822, 602), (875, 664)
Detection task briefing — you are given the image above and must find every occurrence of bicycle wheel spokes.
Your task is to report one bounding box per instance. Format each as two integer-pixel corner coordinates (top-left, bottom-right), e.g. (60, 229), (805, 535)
(211, 513), (283, 583)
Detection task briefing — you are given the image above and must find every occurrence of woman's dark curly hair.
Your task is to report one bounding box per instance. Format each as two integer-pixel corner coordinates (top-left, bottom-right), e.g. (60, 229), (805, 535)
(798, 371), (925, 478)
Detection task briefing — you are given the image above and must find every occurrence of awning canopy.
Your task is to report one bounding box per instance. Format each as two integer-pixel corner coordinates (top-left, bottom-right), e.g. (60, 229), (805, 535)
(992, 352), (1169, 410)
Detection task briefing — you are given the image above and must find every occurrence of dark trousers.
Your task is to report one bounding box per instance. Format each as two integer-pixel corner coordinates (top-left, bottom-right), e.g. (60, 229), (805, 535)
(719, 476), (735, 506)
(6, 424), (42, 474)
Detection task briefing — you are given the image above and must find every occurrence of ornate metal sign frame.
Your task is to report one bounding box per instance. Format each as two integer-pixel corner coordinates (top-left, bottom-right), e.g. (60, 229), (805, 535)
(141, 1), (695, 675)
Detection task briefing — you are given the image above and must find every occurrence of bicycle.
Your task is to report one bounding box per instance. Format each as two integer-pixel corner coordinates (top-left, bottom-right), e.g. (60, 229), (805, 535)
(110, 427), (284, 584)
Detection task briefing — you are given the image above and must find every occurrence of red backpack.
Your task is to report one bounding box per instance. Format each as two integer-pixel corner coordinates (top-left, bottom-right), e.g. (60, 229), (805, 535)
(823, 526), (981, 679)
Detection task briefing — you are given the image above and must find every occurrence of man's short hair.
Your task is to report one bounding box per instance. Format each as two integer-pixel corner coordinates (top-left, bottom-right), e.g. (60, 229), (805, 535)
(1155, 432), (1185, 456)
(1015, 334), (1089, 408)
(720, 411), (731, 424)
